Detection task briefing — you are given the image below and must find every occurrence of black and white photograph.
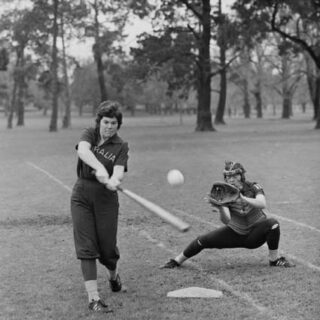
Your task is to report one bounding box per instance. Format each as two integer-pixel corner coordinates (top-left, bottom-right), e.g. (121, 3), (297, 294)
(0, 0), (319, 319)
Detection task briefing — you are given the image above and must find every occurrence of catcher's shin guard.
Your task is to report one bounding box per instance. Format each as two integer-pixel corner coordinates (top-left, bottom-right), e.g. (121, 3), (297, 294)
(183, 238), (204, 258)
(266, 219), (280, 250)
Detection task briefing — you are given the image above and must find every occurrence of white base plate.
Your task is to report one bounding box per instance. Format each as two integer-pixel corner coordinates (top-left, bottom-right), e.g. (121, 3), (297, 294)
(167, 287), (223, 298)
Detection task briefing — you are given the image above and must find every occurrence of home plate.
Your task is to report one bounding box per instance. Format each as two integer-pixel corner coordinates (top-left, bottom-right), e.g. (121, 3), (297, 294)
(167, 287), (223, 298)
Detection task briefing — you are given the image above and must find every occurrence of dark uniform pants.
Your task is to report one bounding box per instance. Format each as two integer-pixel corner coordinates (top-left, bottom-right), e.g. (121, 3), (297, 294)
(183, 218), (280, 258)
(71, 179), (120, 270)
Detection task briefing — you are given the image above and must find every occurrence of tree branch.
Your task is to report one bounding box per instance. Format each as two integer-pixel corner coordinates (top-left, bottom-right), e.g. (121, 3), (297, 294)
(209, 53), (239, 78)
(187, 23), (200, 41)
(178, 0), (202, 21)
(271, 3), (320, 69)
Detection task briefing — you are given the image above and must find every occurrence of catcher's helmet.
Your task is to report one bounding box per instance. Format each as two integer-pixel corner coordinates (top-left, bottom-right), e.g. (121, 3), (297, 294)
(223, 161), (246, 182)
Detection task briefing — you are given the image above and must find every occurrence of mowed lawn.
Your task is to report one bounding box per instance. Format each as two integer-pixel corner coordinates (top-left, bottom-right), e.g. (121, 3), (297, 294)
(0, 111), (319, 320)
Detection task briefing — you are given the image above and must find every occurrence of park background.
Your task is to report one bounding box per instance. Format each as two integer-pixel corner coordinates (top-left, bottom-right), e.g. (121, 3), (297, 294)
(0, 0), (319, 131)
(0, 1), (320, 319)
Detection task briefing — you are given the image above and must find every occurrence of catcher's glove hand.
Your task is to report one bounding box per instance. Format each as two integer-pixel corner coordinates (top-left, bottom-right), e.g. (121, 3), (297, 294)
(208, 181), (240, 206)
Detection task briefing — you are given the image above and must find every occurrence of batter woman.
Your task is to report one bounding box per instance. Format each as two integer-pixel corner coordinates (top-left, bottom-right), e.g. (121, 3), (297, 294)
(162, 161), (295, 269)
(71, 100), (129, 313)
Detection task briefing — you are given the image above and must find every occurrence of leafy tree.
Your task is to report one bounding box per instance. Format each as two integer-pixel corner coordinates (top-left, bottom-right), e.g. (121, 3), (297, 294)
(250, 44), (266, 118)
(233, 0), (320, 128)
(71, 63), (100, 115)
(0, 6), (47, 128)
(132, 0), (218, 131)
(131, 28), (196, 112)
(270, 37), (304, 118)
(228, 47), (252, 118)
(79, 0), (152, 106)
(212, 0), (239, 125)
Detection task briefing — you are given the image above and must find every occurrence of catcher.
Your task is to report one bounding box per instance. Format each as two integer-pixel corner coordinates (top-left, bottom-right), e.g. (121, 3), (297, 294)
(161, 161), (295, 269)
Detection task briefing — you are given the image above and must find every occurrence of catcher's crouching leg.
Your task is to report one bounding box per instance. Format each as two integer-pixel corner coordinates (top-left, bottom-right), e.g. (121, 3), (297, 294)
(183, 237), (204, 258)
(266, 218), (280, 250)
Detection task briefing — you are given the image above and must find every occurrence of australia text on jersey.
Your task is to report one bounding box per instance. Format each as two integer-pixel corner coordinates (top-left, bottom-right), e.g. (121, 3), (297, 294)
(93, 146), (116, 162)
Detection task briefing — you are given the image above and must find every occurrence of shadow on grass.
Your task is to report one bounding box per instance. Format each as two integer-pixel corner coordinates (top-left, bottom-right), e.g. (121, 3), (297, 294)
(0, 214), (72, 228)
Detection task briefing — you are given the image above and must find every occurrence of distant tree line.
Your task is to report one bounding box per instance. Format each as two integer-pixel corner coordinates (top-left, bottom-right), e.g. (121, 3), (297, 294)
(0, 0), (319, 131)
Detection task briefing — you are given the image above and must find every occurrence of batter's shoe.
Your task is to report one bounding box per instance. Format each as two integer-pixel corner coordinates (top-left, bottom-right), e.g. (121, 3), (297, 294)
(88, 299), (113, 313)
(109, 274), (122, 292)
(160, 259), (180, 269)
(269, 256), (295, 267)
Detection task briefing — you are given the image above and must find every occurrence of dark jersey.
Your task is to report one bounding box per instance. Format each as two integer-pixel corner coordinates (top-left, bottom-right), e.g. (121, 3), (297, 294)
(76, 127), (129, 179)
(226, 181), (266, 235)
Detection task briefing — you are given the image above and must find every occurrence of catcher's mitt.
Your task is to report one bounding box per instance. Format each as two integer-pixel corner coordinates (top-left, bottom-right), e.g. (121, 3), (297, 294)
(208, 181), (240, 206)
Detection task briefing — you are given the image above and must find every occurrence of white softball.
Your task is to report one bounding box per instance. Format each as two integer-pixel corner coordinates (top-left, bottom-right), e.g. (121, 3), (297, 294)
(167, 169), (184, 187)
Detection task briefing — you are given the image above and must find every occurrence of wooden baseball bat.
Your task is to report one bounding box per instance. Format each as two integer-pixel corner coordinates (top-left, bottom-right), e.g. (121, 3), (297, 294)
(117, 186), (190, 232)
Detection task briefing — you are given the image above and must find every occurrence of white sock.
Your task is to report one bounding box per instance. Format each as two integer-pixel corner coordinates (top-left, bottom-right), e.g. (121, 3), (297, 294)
(175, 253), (187, 265)
(268, 249), (278, 262)
(108, 268), (118, 281)
(84, 280), (100, 302)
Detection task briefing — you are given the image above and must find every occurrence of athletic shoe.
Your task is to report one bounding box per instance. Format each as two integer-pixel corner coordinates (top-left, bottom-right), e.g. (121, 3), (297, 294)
(160, 259), (180, 269)
(109, 274), (122, 292)
(269, 256), (295, 267)
(88, 299), (113, 313)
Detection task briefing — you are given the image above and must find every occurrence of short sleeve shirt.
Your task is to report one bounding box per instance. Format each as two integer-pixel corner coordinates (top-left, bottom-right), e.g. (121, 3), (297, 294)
(226, 181), (266, 235)
(76, 127), (129, 179)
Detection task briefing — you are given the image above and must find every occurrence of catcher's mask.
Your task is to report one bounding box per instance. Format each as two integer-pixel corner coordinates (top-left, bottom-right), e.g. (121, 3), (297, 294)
(223, 161), (246, 182)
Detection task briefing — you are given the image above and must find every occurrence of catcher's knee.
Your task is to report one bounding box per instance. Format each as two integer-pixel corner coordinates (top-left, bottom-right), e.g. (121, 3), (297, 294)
(197, 238), (204, 246)
(183, 237), (204, 258)
(269, 218), (280, 230)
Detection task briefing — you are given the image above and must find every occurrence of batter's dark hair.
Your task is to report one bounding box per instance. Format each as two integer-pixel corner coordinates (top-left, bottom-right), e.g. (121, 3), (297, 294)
(95, 100), (123, 129)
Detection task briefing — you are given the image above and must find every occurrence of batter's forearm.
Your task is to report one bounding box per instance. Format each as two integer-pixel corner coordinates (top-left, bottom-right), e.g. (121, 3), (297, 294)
(77, 148), (108, 174)
(111, 166), (125, 181)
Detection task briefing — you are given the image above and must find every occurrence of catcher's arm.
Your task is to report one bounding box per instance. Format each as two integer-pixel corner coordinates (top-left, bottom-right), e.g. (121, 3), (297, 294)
(205, 195), (231, 225)
(240, 193), (266, 209)
(217, 206), (231, 225)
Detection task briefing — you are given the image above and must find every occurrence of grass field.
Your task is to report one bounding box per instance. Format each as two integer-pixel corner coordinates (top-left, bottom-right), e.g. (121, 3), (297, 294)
(0, 111), (319, 320)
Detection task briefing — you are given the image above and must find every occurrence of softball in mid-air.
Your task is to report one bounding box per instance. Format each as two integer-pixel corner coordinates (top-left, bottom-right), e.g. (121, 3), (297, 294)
(167, 169), (184, 187)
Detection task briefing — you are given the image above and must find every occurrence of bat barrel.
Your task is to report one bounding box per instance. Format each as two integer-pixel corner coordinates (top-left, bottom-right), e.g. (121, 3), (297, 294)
(119, 188), (190, 232)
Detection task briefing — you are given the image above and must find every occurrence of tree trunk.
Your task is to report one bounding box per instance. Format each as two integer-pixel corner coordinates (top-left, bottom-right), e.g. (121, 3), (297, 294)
(93, 0), (107, 102)
(314, 71), (320, 121)
(215, 67), (227, 124)
(280, 54), (291, 119)
(282, 94), (291, 119)
(7, 47), (25, 129)
(254, 79), (263, 118)
(7, 81), (17, 129)
(195, 0), (214, 131)
(49, 0), (59, 132)
(78, 103), (83, 116)
(304, 54), (317, 119)
(61, 15), (71, 129)
(243, 79), (250, 118)
(16, 48), (25, 126)
(254, 45), (264, 118)
(16, 82), (25, 126)
(214, 0), (227, 125)
(314, 74), (320, 129)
